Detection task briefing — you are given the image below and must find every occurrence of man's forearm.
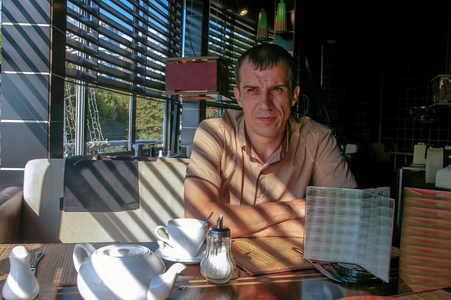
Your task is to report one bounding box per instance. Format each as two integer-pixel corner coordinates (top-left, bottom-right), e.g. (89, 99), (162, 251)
(184, 177), (305, 237)
(243, 219), (305, 238)
(187, 200), (299, 237)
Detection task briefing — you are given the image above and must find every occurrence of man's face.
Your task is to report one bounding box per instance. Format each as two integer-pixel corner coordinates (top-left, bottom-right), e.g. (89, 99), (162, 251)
(234, 60), (299, 142)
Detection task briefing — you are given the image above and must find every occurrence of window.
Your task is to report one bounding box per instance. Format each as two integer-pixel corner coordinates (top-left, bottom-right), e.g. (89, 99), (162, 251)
(135, 95), (165, 147)
(64, 0), (183, 156)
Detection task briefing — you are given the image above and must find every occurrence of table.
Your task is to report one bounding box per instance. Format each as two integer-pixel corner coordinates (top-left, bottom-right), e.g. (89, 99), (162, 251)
(0, 242), (450, 299)
(390, 152), (414, 171)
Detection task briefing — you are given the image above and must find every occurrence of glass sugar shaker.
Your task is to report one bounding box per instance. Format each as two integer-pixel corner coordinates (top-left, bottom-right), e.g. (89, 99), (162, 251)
(200, 215), (235, 284)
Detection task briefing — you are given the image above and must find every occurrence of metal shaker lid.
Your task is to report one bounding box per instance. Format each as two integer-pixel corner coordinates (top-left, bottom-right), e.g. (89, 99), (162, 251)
(208, 215), (230, 238)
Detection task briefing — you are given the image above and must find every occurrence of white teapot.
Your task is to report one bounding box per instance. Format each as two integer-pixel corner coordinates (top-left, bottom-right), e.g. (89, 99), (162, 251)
(73, 243), (186, 300)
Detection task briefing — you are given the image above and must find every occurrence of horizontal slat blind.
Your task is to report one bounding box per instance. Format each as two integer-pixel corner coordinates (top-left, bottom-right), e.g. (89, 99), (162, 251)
(209, 3), (271, 86)
(66, 0), (183, 98)
(208, 3), (273, 103)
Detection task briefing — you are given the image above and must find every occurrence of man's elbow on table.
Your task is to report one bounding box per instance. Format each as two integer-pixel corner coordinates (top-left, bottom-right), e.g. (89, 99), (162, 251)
(184, 177), (219, 221)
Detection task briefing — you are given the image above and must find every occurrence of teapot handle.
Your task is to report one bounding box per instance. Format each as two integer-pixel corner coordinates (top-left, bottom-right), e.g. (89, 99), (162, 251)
(73, 243), (96, 273)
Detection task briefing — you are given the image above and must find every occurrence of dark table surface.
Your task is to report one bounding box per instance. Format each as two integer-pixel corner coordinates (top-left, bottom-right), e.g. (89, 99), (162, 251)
(0, 242), (449, 300)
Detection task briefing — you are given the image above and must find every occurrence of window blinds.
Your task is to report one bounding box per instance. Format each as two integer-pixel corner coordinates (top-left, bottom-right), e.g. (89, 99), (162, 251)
(66, 0), (183, 98)
(208, 2), (272, 98)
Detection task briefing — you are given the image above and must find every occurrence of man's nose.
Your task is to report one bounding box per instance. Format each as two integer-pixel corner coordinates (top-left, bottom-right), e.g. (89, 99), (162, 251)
(258, 91), (274, 109)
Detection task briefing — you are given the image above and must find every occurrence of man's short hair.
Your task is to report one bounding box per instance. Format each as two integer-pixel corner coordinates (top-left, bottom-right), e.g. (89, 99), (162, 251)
(235, 44), (296, 89)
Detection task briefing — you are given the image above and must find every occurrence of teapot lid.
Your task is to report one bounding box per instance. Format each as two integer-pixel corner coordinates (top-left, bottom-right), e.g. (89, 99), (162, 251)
(97, 244), (150, 259)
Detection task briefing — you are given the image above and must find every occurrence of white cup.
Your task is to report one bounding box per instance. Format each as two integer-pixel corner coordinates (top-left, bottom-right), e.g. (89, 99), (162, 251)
(155, 218), (207, 258)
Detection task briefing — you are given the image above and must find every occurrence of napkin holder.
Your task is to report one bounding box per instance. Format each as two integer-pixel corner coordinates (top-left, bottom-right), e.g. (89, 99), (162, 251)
(413, 143), (427, 165)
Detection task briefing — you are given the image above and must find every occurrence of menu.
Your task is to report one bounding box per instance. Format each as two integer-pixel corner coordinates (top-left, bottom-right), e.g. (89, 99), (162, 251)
(303, 186), (395, 283)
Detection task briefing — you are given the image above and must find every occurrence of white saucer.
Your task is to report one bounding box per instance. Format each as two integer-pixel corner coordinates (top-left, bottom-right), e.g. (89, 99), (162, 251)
(155, 242), (205, 264)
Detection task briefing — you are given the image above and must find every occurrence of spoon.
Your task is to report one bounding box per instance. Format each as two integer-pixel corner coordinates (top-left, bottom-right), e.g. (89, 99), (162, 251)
(203, 212), (214, 226)
(30, 252), (44, 276)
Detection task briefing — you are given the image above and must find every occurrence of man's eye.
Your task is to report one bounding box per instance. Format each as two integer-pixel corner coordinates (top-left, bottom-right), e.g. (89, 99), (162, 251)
(246, 88), (257, 93)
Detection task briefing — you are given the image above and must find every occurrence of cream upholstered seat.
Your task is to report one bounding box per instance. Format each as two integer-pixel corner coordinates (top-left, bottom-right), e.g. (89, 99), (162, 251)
(0, 186), (23, 243)
(21, 158), (188, 243)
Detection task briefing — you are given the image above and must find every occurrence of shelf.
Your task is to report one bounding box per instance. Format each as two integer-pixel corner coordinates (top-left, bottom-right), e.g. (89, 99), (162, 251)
(162, 90), (234, 102)
(430, 102), (451, 108)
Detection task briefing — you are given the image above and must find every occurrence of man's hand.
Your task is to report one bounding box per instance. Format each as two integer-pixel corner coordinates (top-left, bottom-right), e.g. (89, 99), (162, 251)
(284, 199), (306, 219)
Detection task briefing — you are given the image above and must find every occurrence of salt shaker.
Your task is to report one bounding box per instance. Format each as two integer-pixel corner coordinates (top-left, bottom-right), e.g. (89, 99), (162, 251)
(200, 215), (235, 284)
(2, 246), (40, 300)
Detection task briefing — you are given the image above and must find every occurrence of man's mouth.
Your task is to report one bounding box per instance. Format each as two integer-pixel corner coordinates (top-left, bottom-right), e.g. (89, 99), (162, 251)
(257, 116), (277, 123)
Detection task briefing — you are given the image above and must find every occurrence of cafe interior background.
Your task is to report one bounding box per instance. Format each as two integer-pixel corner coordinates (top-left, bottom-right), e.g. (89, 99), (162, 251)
(1, 0), (451, 212)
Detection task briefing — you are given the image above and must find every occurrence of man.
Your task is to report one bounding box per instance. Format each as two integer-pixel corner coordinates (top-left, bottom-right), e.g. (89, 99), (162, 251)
(184, 44), (356, 238)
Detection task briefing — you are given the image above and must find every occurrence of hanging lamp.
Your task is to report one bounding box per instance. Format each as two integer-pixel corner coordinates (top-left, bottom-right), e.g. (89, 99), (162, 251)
(274, 0), (287, 33)
(256, 8), (268, 41)
(239, 7), (248, 16)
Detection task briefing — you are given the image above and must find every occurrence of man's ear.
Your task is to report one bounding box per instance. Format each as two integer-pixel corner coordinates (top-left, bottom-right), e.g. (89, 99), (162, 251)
(234, 86), (243, 107)
(291, 86), (300, 106)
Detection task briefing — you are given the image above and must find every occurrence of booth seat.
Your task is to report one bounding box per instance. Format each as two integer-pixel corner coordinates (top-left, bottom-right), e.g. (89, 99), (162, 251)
(0, 186), (23, 243)
(0, 157), (189, 243)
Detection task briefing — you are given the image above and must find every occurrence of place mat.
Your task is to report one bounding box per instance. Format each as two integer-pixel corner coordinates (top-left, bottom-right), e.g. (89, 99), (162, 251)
(396, 288), (451, 299)
(338, 297), (399, 300)
(231, 237), (311, 275)
(0, 243), (111, 286)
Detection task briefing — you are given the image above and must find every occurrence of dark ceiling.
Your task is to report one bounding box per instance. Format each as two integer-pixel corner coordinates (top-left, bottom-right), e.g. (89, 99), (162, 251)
(228, 0), (451, 59)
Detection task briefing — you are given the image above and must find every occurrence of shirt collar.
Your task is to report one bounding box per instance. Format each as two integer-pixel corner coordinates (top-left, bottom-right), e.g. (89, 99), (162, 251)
(237, 113), (290, 163)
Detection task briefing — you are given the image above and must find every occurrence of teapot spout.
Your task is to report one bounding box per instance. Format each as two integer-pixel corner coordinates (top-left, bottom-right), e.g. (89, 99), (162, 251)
(147, 263), (186, 300)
